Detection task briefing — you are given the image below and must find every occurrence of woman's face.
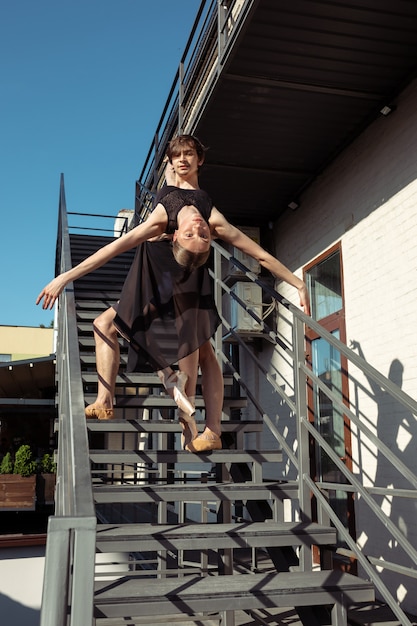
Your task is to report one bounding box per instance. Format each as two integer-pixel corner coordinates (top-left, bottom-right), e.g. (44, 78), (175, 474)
(173, 207), (211, 253)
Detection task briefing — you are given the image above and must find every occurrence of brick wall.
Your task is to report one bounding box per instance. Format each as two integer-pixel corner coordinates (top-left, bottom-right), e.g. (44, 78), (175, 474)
(250, 79), (417, 613)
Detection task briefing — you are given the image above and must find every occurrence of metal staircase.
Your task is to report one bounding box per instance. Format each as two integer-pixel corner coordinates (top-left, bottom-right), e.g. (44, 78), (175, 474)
(40, 178), (417, 625)
(71, 232), (375, 626)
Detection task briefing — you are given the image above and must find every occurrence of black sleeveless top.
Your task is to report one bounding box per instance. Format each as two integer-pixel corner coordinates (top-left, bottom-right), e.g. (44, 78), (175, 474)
(156, 185), (213, 233)
(113, 187), (220, 372)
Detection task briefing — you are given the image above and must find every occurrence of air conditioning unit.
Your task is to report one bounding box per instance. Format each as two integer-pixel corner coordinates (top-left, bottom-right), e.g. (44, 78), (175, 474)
(229, 282), (263, 333)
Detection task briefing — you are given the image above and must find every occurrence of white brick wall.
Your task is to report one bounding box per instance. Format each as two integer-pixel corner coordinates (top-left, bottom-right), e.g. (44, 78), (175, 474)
(245, 79), (417, 613)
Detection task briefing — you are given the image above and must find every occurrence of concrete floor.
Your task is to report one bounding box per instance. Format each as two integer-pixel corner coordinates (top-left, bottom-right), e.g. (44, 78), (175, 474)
(0, 544), (44, 626)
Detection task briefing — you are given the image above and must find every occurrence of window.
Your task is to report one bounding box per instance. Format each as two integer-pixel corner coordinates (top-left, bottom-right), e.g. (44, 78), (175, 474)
(306, 250), (342, 321)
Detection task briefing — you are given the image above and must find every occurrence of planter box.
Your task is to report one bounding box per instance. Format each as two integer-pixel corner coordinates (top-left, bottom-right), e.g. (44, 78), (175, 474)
(0, 475), (36, 510)
(36, 473), (56, 505)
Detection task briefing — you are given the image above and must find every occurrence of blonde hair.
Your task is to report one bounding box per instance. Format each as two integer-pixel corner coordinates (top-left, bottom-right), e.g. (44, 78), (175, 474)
(172, 240), (211, 271)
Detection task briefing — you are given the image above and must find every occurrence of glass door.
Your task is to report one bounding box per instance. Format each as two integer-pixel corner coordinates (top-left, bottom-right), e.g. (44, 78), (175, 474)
(305, 244), (355, 568)
(311, 330), (349, 528)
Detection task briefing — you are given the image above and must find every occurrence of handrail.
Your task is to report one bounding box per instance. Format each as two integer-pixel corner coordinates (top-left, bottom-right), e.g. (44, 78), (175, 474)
(211, 239), (417, 626)
(42, 191), (417, 624)
(40, 175), (96, 626)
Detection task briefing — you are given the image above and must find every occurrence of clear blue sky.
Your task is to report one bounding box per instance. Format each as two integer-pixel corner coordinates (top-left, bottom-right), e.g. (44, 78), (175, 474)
(0, 0), (199, 328)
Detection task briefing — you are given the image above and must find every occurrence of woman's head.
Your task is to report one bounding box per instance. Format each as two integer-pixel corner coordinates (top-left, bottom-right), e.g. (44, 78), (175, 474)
(173, 204), (212, 269)
(172, 240), (211, 271)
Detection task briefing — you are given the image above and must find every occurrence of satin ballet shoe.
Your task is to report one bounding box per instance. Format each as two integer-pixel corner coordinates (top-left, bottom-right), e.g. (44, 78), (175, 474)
(85, 405), (114, 420)
(159, 370), (195, 417)
(179, 405), (198, 450)
(186, 430), (222, 453)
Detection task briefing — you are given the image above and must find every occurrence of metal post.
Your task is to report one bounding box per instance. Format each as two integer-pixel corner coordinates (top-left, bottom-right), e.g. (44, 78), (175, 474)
(70, 522), (97, 626)
(217, 0), (226, 65)
(40, 518), (70, 626)
(293, 316), (312, 571)
(179, 61), (184, 134)
(213, 242), (224, 372)
(153, 132), (159, 190)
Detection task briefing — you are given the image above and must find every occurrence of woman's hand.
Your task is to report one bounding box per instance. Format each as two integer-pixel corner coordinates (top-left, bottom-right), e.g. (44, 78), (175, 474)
(298, 283), (311, 316)
(36, 274), (69, 310)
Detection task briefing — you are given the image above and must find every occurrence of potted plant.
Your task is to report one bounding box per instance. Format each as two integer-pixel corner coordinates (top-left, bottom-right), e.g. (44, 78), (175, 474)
(0, 452), (13, 474)
(0, 444), (37, 510)
(36, 452), (57, 505)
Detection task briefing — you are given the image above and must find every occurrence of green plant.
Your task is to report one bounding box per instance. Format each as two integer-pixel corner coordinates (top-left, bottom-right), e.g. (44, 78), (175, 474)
(0, 452), (13, 474)
(39, 453), (56, 474)
(13, 445), (37, 477)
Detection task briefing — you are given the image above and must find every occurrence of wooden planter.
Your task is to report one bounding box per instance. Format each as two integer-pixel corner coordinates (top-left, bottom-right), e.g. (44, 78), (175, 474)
(0, 475), (36, 510)
(36, 473), (56, 505)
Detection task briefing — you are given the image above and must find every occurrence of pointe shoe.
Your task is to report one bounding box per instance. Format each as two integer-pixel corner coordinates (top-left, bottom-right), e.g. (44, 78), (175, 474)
(85, 405), (114, 420)
(160, 370), (195, 417)
(179, 404), (198, 450)
(186, 430), (222, 453)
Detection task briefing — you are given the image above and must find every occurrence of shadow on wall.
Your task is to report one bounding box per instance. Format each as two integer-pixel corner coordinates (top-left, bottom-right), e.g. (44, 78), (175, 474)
(351, 341), (417, 612)
(0, 593), (40, 626)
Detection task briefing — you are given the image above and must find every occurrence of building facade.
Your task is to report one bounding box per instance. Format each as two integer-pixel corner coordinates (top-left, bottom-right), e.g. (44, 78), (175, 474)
(0, 325), (54, 362)
(249, 77), (417, 614)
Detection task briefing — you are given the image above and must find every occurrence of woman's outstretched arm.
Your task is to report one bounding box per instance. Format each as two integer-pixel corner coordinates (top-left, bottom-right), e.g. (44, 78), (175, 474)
(36, 204), (167, 310)
(209, 207), (311, 315)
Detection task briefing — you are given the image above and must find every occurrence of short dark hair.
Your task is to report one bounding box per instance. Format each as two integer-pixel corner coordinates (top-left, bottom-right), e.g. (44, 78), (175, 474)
(166, 135), (207, 162)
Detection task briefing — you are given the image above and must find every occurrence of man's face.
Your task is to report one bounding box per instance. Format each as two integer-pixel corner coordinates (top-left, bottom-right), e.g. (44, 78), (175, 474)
(170, 143), (204, 178)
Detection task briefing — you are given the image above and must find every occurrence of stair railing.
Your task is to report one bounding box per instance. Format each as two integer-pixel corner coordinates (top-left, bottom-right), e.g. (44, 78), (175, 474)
(40, 175), (97, 626)
(42, 188), (417, 625)
(211, 240), (417, 626)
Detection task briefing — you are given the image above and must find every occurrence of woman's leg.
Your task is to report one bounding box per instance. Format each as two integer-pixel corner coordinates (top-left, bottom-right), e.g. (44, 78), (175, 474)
(186, 341), (223, 452)
(177, 350), (200, 447)
(199, 341), (223, 436)
(85, 306), (120, 419)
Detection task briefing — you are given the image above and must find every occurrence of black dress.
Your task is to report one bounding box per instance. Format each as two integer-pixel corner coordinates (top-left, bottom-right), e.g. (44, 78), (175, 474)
(113, 186), (221, 372)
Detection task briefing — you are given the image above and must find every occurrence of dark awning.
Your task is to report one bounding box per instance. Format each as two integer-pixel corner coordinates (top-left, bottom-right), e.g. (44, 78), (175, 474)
(0, 356), (56, 409)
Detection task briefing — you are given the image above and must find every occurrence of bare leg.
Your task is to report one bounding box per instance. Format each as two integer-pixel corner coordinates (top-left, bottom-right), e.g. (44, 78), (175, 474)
(199, 341), (223, 436)
(177, 350), (199, 448)
(85, 307), (119, 419)
(185, 341), (223, 452)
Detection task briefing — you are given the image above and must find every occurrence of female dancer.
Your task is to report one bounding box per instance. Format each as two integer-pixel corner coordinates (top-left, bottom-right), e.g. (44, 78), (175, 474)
(37, 135), (310, 452)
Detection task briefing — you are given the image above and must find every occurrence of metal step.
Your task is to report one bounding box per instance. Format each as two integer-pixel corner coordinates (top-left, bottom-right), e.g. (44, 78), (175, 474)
(82, 372), (236, 387)
(87, 419), (263, 435)
(74, 289), (122, 300)
(77, 309), (112, 322)
(79, 337), (115, 350)
(92, 481), (298, 505)
(89, 448), (281, 466)
(83, 394), (247, 412)
(95, 521), (337, 553)
(93, 570), (374, 621)
(80, 353), (128, 365)
(76, 300), (118, 311)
